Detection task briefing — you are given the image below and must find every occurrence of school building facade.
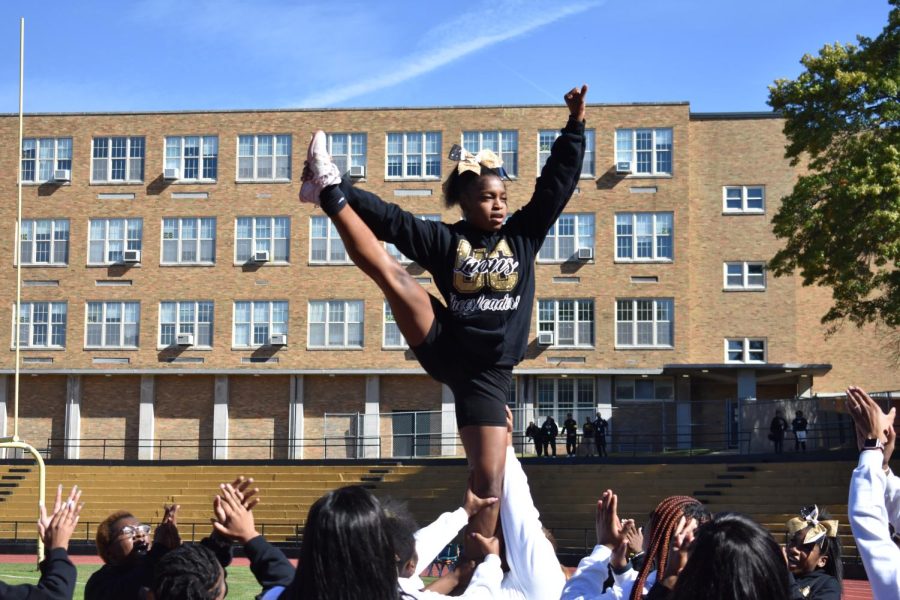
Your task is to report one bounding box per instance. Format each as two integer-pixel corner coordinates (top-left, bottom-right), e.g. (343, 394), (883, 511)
(0, 102), (896, 460)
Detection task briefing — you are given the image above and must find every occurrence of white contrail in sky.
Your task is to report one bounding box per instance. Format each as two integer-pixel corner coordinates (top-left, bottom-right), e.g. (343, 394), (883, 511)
(295, 0), (602, 107)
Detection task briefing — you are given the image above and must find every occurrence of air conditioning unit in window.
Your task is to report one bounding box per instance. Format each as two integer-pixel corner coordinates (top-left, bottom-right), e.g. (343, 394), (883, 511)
(538, 332), (555, 346)
(163, 168), (180, 180)
(577, 247), (594, 261)
(348, 165), (366, 178)
(176, 333), (194, 346)
(615, 162), (632, 175)
(53, 169), (71, 182)
(269, 334), (287, 346)
(253, 250), (270, 263)
(123, 249), (141, 263)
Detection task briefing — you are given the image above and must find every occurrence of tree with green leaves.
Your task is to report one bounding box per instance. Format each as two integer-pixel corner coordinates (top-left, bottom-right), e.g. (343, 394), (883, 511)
(767, 0), (899, 328)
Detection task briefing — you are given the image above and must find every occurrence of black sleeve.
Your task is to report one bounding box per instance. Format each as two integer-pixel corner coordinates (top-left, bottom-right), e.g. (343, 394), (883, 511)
(0, 548), (78, 600)
(243, 535), (296, 591)
(811, 576), (842, 600)
(340, 178), (453, 274)
(645, 581), (673, 600)
(200, 531), (234, 569)
(507, 117), (585, 245)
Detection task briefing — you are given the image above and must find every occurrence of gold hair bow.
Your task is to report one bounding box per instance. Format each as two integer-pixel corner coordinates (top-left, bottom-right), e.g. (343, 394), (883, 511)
(786, 505), (838, 544)
(455, 148), (504, 176)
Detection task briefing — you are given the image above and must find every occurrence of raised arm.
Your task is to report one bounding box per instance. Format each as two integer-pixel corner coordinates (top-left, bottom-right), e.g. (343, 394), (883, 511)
(510, 85), (588, 243)
(338, 178), (452, 272)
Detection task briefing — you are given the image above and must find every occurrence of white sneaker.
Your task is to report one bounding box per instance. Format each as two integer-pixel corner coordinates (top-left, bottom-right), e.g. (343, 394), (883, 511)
(299, 130), (341, 205)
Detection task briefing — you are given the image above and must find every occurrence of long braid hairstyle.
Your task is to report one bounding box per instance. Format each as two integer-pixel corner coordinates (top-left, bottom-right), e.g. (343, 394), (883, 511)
(630, 495), (708, 600)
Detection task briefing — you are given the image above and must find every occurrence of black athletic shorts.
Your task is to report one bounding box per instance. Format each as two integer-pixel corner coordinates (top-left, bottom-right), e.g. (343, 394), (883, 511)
(411, 295), (512, 429)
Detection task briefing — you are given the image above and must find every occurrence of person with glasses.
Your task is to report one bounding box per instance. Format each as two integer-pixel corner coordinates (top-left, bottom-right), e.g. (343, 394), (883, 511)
(85, 477), (256, 600)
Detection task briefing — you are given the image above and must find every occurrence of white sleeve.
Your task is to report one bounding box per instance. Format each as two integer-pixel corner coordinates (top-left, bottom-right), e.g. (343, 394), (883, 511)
(413, 507), (469, 574)
(500, 446), (567, 600)
(884, 468), (900, 533)
(458, 554), (504, 600)
(560, 545), (614, 600)
(608, 567), (638, 600)
(848, 450), (900, 599)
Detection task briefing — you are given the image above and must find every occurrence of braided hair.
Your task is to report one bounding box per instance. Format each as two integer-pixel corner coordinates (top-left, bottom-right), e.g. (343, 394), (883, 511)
(153, 544), (223, 600)
(630, 495), (709, 600)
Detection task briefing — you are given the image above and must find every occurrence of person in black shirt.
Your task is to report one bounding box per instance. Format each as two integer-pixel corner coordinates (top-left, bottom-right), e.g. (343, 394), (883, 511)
(792, 410), (809, 452)
(582, 417), (596, 457)
(594, 413), (608, 458)
(541, 416), (559, 457)
(770, 410), (789, 454)
(563, 413), (578, 457)
(525, 421), (543, 457)
(299, 86), (588, 548)
(0, 484), (82, 600)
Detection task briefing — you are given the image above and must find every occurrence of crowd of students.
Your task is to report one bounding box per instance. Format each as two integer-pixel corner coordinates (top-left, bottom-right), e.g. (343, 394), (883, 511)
(0, 386), (897, 599)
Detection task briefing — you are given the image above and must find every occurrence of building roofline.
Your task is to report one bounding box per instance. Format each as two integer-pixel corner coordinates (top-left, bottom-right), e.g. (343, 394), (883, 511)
(690, 111), (783, 121)
(0, 101), (692, 118)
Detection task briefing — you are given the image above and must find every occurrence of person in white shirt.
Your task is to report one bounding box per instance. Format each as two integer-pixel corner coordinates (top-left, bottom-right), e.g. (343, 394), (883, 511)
(845, 385), (900, 600)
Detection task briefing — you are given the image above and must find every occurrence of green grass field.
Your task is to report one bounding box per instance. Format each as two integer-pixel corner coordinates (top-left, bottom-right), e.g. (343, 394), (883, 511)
(0, 563), (265, 599)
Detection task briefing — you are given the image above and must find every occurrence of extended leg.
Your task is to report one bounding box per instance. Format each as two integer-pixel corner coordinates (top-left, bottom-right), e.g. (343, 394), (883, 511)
(459, 425), (507, 553)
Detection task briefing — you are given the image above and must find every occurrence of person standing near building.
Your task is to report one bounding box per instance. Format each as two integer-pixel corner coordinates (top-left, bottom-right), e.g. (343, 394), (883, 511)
(594, 413), (608, 458)
(582, 417), (596, 457)
(563, 413), (578, 457)
(770, 410), (789, 454)
(541, 416), (558, 458)
(525, 421), (543, 457)
(793, 410), (809, 452)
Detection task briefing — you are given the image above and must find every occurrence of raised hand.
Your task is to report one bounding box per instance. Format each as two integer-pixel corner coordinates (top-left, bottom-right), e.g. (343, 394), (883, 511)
(229, 475), (261, 511)
(38, 484), (83, 551)
(661, 515), (698, 587)
(595, 489), (625, 549)
(154, 503), (182, 550)
(564, 84), (589, 121)
(212, 481), (260, 544)
(847, 386), (896, 447)
(622, 518), (644, 554)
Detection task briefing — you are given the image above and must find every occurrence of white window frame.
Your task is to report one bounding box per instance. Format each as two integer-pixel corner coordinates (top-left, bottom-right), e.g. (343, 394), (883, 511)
(385, 132), (441, 179)
(383, 301), (407, 349)
(723, 185), (765, 214)
(164, 135), (218, 182)
(309, 216), (351, 264)
(161, 217), (216, 265)
(385, 214), (441, 264)
(236, 134), (291, 181)
(538, 213), (595, 262)
(723, 261), (766, 290)
(614, 377), (675, 403)
(91, 136), (145, 183)
(307, 300), (364, 349)
(13, 302), (67, 349)
(326, 133), (367, 176)
(615, 128), (673, 176)
(462, 130), (519, 177)
(159, 300), (214, 348)
(85, 301), (140, 348)
(538, 129), (596, 177)
(725, 337), (767, 363)
(232, 300), (288, 348)
(534, 377), (596, 423)
(235, 216), (290, 264)
(615, 298), (674, 349)
(88, 218), (143, 265)
(537, 299), (595, 348)
(615, 212), (673, 262)
(18, 219), (69, 266)
(21, 138), (72, 183)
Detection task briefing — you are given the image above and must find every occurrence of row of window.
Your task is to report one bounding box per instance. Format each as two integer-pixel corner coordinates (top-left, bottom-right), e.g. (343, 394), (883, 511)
(18, 128), (673, 184)
(14, 299), (768, 362)
(19, 214), (768, 282)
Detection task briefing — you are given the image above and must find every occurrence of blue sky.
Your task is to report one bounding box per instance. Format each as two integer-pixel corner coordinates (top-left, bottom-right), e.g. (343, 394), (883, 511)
(0, 0), (891, 113)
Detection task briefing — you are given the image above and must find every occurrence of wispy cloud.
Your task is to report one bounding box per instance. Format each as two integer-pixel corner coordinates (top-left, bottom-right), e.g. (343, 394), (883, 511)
(294, 0), (602, 107)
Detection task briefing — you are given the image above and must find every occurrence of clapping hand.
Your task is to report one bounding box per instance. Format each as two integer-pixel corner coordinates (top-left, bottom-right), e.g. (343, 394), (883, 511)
(212, 476), (260, 544)
(38, 484), (83, 551)
(595, 489), (626, 549)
